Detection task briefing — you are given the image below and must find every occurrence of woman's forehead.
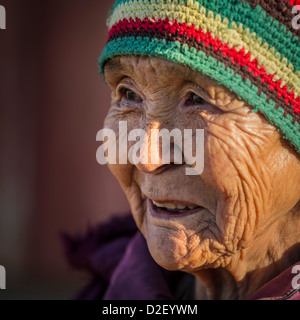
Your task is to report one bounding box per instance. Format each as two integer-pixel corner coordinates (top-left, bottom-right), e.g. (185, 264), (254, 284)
(105, 55), (206, 80)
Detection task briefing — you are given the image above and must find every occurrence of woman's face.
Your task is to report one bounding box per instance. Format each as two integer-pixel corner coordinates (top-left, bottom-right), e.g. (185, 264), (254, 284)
(103, 56), (300, 273)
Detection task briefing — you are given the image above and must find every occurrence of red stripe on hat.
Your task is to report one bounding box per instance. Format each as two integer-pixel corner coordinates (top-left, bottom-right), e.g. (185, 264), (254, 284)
(109, 18), (300, 114)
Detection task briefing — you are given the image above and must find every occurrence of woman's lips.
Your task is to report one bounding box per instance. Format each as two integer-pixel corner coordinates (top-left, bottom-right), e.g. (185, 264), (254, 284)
(147, 198), (204, 219)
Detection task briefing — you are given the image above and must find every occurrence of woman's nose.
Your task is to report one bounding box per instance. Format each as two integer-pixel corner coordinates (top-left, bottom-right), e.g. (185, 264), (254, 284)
(133, 122), (185, 174)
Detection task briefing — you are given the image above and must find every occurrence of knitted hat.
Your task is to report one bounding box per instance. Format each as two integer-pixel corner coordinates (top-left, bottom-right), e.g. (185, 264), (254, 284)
(99, 0), (300, 153)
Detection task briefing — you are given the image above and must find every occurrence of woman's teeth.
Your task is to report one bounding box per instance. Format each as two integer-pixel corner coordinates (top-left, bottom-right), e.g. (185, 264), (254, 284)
(152, 200), (198, 210)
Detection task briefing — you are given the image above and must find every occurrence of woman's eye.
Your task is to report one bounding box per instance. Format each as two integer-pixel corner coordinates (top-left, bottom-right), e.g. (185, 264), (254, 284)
(121, 88), (143, 102)
(186, 93), (206, 106)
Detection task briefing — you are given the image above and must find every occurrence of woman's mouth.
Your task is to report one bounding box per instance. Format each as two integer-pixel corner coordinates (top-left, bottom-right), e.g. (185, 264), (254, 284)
(147, 198), (204, 219)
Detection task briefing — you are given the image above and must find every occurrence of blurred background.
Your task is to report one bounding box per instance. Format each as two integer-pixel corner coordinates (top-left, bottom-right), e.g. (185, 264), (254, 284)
(0, 0), (130, 299)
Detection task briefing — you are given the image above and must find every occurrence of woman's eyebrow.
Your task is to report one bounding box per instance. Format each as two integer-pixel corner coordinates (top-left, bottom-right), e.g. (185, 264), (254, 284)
(104, 59), (126, 74)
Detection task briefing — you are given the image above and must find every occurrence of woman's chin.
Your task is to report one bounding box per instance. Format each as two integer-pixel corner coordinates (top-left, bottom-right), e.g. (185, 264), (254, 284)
(142, 218), (213, 272)
(132, 197), (220, 272)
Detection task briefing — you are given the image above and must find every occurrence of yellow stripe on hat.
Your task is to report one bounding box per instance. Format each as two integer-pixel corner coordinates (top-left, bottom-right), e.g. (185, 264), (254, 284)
(109, 0), (300, 96)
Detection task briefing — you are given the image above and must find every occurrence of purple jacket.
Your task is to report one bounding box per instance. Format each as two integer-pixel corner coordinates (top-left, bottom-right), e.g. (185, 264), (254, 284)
(62, 214), (300, 300)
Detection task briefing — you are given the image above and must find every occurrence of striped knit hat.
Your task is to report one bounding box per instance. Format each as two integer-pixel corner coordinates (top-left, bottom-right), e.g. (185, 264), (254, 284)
(99, 0), (300, 154)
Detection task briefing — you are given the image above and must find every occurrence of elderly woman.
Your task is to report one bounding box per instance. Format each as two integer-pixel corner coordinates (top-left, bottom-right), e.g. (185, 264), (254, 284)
(65, 0), (300, 300)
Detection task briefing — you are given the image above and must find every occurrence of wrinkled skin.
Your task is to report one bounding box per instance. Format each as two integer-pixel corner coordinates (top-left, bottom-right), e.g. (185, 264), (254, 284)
(103, 56), (300, 299)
